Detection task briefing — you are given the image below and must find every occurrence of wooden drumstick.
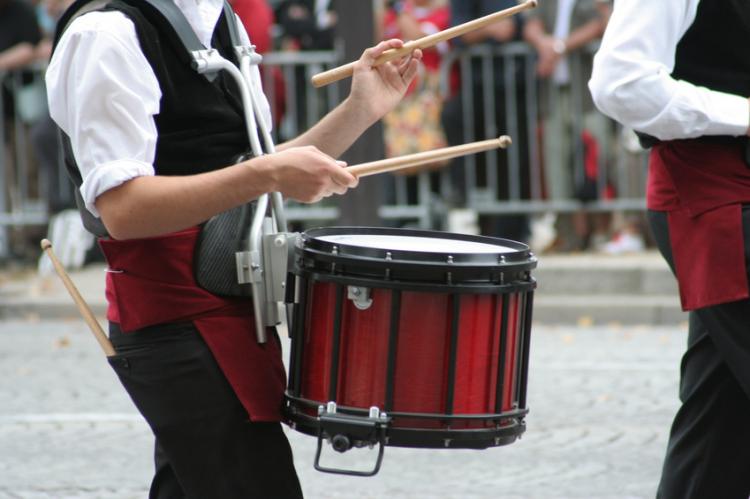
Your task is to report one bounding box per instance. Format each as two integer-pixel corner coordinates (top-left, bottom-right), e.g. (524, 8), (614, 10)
(347, 135), (512, 178)
(311, 0), (537, 88)
(40, 239), (115, 357)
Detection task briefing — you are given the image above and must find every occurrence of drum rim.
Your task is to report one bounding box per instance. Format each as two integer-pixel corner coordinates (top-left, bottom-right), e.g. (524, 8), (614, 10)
(284, 396), (527, 449)
(300, 226), (534, 267)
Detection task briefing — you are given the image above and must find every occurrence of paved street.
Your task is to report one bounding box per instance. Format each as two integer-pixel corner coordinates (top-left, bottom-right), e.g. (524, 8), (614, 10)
(0, 319), (685, 499)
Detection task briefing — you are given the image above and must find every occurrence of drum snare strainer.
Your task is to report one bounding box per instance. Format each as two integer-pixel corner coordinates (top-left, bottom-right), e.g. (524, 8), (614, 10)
(285, 227), (537, 476)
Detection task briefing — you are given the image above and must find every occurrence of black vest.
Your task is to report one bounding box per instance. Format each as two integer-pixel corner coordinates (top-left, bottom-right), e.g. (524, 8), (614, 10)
(638, 0), (750, 148)
(673, 0), (750, 98)
(103, 0), (251, 175)
(55, 0), (251, 234)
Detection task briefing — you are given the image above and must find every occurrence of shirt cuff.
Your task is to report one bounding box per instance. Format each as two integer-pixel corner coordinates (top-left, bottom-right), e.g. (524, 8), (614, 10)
(704, 92), (750, 137)
(80, 159), (155, 217)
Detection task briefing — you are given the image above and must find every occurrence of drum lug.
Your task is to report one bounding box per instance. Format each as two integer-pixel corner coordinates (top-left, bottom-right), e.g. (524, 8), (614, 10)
(347, 286), (373, 310)
(313, 403), (391, 476)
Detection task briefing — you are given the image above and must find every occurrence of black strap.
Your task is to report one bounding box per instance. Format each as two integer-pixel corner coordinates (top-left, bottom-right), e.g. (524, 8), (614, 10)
(222, 1), (242, 48)
(135, 0), (206, 51)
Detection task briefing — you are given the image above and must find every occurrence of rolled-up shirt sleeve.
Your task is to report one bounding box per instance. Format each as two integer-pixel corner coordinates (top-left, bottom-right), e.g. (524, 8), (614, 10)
(46, 11), (161, 217)
(588, 0), (749, 140)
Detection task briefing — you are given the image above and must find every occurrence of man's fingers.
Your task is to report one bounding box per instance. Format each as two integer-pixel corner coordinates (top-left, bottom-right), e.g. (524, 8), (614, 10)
(361, 38), (404, 67)
(397, 48), (422, 74)
(377, 62), (406, 90)
(401, 58), (420, 85)
(330, 167), (358, 189)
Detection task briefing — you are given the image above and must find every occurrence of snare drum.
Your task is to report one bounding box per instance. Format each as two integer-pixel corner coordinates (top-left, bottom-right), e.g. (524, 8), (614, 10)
(285, 227), (536, 475)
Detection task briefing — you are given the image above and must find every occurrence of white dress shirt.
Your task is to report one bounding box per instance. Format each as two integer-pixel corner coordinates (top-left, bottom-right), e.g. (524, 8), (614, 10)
(46, 0), (271, 217)
(588, 0), (749, 141)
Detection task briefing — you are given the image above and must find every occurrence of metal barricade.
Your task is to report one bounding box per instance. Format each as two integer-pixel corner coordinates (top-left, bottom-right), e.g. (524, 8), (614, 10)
(260, 49), (343, 224)
(379, 42), (649, 230)
(0, 66), (71, 258)
(0, 45), (650, 258)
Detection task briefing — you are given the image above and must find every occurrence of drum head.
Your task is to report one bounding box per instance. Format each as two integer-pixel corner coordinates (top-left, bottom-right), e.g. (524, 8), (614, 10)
(296, 227), (536, 288)
(316, 233), (517, 254)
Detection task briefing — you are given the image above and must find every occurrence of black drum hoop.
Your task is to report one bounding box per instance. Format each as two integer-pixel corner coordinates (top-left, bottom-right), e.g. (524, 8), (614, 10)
(285, 398), (527, 449)
(297, 226), (537, 286)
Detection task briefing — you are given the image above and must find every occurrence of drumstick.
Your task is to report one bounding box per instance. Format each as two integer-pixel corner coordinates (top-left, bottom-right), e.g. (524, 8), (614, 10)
(311, 0), (538, 88)
(40, 239), (116, 357)
(348, 135), (512, 178)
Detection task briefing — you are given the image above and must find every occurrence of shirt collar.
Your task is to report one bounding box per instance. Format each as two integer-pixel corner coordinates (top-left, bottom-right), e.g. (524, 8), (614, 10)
(173, 0), (225, 48)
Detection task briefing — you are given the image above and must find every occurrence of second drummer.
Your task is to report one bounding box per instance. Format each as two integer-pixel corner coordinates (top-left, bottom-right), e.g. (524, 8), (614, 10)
(45, 0), (422, 496)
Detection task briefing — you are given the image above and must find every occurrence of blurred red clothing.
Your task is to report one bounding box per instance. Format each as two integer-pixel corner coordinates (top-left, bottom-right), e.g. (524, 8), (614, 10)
(382, 2), (450, 73)
(231, 0), (274, 53)
(230, 0), (285, 126)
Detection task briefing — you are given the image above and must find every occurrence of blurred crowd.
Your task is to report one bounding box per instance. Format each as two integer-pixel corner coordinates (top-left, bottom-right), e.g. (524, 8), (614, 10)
(0, 0), (648, 262)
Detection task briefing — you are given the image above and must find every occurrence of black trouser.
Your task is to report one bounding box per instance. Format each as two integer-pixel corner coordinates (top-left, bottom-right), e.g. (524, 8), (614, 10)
(108, 322), (303, 499)
(648, 209), (750, 499)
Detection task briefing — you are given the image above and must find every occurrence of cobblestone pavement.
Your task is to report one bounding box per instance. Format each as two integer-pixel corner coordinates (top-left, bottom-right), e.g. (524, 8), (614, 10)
(0, 319), (686, 499)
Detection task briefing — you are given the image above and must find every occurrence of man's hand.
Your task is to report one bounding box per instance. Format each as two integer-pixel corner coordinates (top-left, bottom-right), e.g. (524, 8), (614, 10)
(347, 39), (422, 124)
(253, 146), (359, 203)
(535, 35), (563, 78)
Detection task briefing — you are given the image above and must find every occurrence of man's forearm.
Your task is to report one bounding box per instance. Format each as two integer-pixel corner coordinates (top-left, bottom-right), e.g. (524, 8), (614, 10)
(0, 43), (36, 71)
(95, 145), (358, 240)
(278, 97), (376, 158)
(564, 18), (607, 53)
(95, 158), (275, 240)
(522, 18), (546, 49)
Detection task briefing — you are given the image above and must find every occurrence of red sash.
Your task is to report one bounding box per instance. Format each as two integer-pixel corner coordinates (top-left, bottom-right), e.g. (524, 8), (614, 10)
(99, 227), (286, 421)
(647, 140), (750, 310)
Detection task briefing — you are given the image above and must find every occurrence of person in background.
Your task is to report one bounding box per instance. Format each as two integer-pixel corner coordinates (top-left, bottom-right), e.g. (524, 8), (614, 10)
(273, 0), (336, 139)
(0, 0), (42, 72)
(274, 0), (336, 51)
(1, 0), (43, 255)
(378, 0), (450, 75)
(440, 0), (530, 243)
(377, 0), (450, 201)
(523, 0), (625, 253)
(32, 0), (76, 217)
(590, 0), (750, 496)
(231, 0), (274, 54)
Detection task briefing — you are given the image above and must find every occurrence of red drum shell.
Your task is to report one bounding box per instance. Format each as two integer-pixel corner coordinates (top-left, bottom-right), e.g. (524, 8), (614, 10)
(299, 283), (524, 429)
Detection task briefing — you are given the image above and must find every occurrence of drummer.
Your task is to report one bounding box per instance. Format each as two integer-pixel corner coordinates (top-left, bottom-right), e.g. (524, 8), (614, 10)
(46, 0), (422, 495)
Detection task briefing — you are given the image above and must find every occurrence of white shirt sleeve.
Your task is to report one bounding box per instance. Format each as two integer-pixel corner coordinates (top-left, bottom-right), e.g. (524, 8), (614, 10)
(46, 11), (161, 217)
(588, 0), (749, 140)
